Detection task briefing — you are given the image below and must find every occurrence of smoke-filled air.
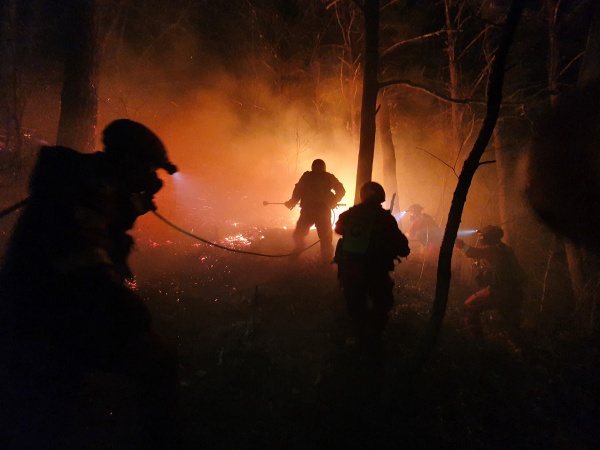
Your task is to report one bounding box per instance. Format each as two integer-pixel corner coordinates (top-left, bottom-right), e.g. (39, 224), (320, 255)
(1, 1), (599, 449)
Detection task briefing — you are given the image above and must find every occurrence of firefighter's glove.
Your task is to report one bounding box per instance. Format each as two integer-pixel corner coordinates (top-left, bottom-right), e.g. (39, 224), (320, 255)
(284, 200), (296, 210)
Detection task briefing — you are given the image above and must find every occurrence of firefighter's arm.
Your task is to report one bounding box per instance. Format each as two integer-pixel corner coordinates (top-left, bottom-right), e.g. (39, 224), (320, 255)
(456, 240), (489, 259)
(387, 214), (410, 257)
(334, 211), (348, 235)
(455, 239), (473, 257)
(285, 187), (300, 209)
(285, 174), (306, 209)
(332, 176), (346, 203)
(393, 228), (410, 257)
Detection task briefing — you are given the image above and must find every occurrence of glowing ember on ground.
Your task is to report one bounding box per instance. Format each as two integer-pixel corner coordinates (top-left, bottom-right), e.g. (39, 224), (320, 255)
(223, 234), (252, 246)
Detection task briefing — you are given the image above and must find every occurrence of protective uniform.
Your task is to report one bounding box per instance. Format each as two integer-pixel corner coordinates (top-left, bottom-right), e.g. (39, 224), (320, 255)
(285, 159), (345, 262)
(405, 203), (442, 259)
(334, 182), (410, 343)
(455, 226), (526, 338)
(0, 119), (178, 449)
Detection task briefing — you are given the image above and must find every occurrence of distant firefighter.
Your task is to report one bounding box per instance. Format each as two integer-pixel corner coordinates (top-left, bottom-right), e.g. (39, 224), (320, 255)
(404, 203), (442, 258)
(0, 119), (179, 449)
(334, 182), (410, 345)
(455, 226), (526, 340)
(285, 158), (346, 262)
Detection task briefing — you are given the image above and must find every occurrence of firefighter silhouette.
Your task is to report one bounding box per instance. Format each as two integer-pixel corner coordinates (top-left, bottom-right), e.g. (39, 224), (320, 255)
(285, 159), (345, 262)
(0, 119), (179, 449)
(334, 182), (410, 344)
(455, 225), (526, 340)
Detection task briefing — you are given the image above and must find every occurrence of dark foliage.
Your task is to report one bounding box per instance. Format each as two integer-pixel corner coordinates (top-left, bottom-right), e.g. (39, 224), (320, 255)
(56, 235), (600, 449)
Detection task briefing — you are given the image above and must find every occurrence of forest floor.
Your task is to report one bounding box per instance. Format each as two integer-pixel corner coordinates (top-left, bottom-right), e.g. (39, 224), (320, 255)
(44, 230), (600, 449)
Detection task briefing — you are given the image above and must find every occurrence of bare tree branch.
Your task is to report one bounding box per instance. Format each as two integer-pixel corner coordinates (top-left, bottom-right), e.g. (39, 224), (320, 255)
(454, 112), (477, 170)
(380, 78), (526, 108)
(380, 0), (404, 11)
(416, 146), (458, 177)
(380, 29), (446, 57)
(379, 78), (482, 104)
(559, 51), (585, 78)
(351, 0), (365, 12)
(457, 24), (492, 62)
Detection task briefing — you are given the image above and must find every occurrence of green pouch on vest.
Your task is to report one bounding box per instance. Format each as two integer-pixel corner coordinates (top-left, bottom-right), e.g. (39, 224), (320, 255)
(342, 213), (374, 254)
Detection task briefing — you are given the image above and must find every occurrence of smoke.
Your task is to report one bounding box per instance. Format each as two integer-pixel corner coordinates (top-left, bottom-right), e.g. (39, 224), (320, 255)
(95, 54), (365, 244)
(7, 3), (518, 256)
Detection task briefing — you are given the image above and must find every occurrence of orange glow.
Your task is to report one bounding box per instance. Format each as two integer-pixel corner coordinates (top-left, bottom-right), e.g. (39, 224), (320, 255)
(95, 71), (483, 250)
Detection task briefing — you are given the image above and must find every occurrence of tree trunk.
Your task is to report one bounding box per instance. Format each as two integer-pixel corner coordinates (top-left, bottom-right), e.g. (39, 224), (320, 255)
(0, 0), (24, 176)
(444, 0), (461, 152)
(492, 125), (512, 244)
(354, 0), (380, 204)
(492, 124), (512, 239)
(569, 0), (600, 334)
(578, 1), (600, 85)
(378, 92), (398, 212)
(413, 0), (525, 370)
(545, 0), (600, 335)
(56, 0), (99, 153)
(440, 0), (465, 219)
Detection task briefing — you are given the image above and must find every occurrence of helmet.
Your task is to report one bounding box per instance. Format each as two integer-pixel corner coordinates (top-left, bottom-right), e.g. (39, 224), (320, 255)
(102, 119), (177, 174)
(407, 203), (424, 213)
(311, 159), (326, 172)
(360, 181), (386, 204)
(478, 225), (504, 244)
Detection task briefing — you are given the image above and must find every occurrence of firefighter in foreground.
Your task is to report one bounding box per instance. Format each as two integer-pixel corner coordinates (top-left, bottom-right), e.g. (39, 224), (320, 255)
(455, 226), (526, 340)
(0, 119), (179, 449)
(285, 158), (346, 262)
(334, 182), (410, 345)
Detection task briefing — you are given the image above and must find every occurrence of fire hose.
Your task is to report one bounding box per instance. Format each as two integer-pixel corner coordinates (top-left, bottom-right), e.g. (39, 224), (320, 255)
(0, 197), (320, 258)
(152, 211), (319, 258)
(152, 201), (350, 257)
(0, 198), (28, 219)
